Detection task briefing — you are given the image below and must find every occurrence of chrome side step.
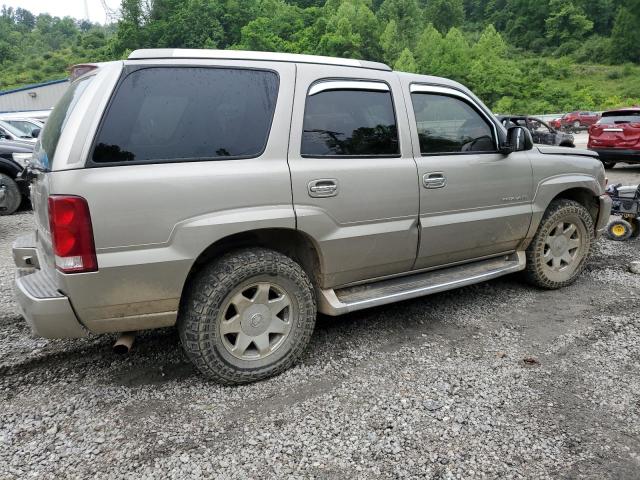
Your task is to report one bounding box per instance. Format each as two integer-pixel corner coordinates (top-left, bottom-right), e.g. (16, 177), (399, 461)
(318, 252), (526, 316)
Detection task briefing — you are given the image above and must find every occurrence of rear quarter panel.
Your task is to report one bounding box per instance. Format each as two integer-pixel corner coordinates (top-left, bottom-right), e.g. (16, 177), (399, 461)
(48, 59), (296, 333)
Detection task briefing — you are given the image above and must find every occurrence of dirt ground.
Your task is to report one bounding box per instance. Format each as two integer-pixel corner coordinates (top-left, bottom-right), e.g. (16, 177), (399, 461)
(1, 164), (639, 479)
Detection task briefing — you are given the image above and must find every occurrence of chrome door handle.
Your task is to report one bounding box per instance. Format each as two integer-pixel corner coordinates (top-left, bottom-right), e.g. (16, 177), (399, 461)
(423, 172), (446, 189)
(308, 179), (338, 198)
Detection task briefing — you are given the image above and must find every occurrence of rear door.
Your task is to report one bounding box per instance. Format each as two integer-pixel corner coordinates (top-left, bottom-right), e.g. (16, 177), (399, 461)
(403, 82), (534, 269)
(288, 64), (419, 288)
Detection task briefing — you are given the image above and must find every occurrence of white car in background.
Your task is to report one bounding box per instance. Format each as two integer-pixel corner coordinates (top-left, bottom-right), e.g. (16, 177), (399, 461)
(0, 117), (43, 139)
(0, 120), (38, 143)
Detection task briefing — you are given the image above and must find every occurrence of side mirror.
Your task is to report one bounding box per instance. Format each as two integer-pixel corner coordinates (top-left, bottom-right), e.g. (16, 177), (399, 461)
(501, 126), (533, 154)
(31, 128), (41, 138)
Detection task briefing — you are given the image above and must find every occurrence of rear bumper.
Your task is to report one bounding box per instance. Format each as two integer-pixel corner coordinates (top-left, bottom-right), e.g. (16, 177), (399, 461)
(596, 194), (613, 238)
(12, 234), (88, 339)
(591, 149), (640, 163)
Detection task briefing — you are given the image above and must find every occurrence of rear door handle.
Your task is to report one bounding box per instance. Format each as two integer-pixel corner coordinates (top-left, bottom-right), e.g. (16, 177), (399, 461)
(308, 179), (338, 198)
(423, 172), (446, 189)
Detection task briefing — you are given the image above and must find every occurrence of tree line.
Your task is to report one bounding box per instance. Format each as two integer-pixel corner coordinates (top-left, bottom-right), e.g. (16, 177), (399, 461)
(1, 0), (639, 113)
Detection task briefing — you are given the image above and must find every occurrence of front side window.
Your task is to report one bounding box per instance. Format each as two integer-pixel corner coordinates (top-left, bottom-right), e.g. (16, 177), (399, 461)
(301, 86), (399, 157)
(92, 67), (279, 164)
(411, 93), (495, 155)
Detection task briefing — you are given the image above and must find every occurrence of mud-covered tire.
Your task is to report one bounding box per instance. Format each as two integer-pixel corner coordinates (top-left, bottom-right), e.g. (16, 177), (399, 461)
(524, 199), (594, 289)
(607, 219), (633, 241)
(178, 248), (316, 385)
(0, 173), (21, 216)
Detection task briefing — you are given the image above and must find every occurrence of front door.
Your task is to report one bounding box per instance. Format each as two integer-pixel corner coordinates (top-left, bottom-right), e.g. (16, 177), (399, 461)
(287, 64), (420, 288)
(403, 83), (534, 269)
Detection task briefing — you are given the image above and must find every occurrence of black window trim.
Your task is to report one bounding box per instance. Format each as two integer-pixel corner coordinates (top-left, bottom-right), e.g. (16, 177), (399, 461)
(86, 65), (281, 168)
(300, 77), (402, 159)
(410, 83), (502, 157)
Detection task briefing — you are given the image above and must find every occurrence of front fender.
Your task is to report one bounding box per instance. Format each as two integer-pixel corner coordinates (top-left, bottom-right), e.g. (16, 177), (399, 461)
(524, 173), (603, 242)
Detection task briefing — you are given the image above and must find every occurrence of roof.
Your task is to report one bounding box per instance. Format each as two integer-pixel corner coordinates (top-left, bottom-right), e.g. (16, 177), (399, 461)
(128, 49), (392, 72)
(0, 78), (68, 97)
(602, 107), (640, 116)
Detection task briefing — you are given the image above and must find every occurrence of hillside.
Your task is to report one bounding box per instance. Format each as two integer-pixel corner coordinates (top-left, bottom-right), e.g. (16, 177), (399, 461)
(1, 0), (639, 114)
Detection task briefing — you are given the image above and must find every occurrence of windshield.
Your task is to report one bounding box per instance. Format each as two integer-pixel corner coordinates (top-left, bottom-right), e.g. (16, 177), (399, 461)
(33, 76), (93, 170)
(6, 120), (41, 137)
(0, 120), (30, 138)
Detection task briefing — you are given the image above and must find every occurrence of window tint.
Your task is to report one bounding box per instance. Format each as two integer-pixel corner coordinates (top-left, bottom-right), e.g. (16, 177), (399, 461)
(301, 88), (399, 156)
(411, 93), (495, 154)
(36, 77), (91, 171)
(92, 67), (279, 164)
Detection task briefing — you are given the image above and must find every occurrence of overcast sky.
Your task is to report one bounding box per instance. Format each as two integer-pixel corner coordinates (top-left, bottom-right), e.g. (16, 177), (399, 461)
(2, 0), (120, 24)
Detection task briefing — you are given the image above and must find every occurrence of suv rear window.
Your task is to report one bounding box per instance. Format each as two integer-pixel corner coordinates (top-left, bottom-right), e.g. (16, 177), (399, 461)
(35, 77), (92, 170)
(92, 67), (279, 164)
(599, 111), (640, 124)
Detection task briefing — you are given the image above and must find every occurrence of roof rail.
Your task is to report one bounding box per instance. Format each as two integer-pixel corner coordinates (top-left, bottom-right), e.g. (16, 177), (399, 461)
(128, 49), (392, 72)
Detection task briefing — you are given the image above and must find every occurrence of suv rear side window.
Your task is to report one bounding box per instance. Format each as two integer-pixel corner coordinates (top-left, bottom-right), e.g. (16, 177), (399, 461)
(301, 87), (399, 157)
(411, 93), (495, 154)
(35, 76), (92, 170)
(92, 67), (279, 164)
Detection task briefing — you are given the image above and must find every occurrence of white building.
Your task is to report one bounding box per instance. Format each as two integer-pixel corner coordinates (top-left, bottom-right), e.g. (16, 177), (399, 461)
(0, 79), (69, 115)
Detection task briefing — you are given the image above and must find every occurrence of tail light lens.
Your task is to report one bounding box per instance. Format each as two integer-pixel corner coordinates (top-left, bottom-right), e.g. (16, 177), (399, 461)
(48, 195), (97, 273)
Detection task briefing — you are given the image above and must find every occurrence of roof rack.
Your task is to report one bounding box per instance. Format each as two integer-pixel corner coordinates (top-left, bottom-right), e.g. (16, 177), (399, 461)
(128, 49), (392, 72)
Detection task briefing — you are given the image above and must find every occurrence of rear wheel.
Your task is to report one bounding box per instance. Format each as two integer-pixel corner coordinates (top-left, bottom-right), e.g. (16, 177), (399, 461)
(524, 199), (593, 289)
(178, 248), (316, 385)
(0, 173), (21, 216)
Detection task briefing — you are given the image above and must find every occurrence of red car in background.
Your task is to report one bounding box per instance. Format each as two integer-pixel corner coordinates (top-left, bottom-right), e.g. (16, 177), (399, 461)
(560, 111), (600, 130)
(588, 107), (640, 168)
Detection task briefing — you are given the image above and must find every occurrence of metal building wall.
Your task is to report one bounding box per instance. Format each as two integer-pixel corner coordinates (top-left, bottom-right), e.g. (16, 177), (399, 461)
(0, 80), (69, 113)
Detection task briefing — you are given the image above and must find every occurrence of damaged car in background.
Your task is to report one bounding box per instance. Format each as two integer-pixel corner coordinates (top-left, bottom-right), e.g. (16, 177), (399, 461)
(498, 115), (575, 148)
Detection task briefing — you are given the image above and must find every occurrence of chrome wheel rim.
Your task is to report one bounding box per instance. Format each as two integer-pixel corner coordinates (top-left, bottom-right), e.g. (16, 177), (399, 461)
(543, 221), (582, 273)
(219, 282), (293, 360)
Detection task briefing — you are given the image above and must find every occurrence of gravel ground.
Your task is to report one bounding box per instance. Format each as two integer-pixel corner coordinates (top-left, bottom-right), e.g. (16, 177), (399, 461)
(1, 172), (640, 479)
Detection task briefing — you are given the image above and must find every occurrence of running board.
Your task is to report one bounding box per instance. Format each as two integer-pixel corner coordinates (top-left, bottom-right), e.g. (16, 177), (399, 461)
(318, 252), (526, 316)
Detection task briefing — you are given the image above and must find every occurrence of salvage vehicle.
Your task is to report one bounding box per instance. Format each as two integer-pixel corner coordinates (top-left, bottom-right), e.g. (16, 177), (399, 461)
(13, 50), (612, 385)
(0, 139), (33, 215)
(588, 108), (640, 169)
(498, 115), (574, 147)
(561, 111), (600, 131)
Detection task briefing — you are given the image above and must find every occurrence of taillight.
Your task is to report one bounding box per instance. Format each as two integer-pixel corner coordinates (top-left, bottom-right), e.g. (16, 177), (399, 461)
(48, 195), (97, 273)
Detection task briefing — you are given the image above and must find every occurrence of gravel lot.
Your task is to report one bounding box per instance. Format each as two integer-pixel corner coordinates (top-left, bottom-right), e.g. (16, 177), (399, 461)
(1, 167), (640, 479)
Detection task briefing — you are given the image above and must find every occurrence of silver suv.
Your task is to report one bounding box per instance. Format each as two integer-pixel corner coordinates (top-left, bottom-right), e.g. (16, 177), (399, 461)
(13, 49), (612, 384)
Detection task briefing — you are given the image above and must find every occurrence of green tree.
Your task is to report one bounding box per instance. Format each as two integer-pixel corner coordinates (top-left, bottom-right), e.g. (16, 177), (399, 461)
(394, 47), (417, 72)
(377, 0), (422, 48)
(317, 0), (381, 60)
(414, 24), (444, 74)
(380, 20), (402, 64)
(610, 4), (640, 63)
(545, 0), (593, 46)
(425, 0), (465, 34)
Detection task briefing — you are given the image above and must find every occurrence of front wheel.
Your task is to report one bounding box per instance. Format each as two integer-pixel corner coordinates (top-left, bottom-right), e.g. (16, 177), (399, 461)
(573, 120), (581, 129)
(178, 248), (316, 385)
(524, 199), (594, 289)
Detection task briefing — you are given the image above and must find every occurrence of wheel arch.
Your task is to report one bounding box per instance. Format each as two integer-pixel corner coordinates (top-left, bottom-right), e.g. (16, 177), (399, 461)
(550, 187), (600, 226)
(180, 228), (324, 304)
